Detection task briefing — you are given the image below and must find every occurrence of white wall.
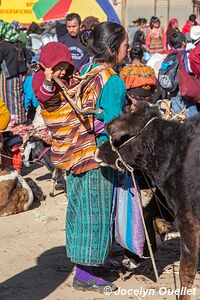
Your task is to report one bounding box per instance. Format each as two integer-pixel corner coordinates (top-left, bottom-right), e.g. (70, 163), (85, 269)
(110, 0), (195, 30)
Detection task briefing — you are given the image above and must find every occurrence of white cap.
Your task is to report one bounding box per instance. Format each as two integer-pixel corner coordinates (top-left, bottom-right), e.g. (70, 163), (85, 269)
(29, 33), (43, 51)
(190, 25), (200, 41)
(41, 33), (58, 46)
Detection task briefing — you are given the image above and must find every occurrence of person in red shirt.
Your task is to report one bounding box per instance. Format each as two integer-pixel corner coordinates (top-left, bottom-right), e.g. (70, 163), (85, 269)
(182, 14), (199, 40)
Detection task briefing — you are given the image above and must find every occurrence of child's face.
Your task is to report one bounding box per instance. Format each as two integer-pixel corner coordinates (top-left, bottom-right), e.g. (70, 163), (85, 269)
(153, 21), (160, 28)
(52, 62), (69, 78)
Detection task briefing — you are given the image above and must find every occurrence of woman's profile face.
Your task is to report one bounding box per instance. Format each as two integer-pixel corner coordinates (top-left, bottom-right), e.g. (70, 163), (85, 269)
(116, 33), (129, 64)
(172, 21), (178, 29)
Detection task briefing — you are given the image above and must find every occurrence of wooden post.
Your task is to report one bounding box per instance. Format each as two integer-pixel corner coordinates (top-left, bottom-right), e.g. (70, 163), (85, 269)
(154, 0), (157, 16)
(167, 0), (170, 23)
(192, 0), (195, 13)
(121, 0), (127, 28)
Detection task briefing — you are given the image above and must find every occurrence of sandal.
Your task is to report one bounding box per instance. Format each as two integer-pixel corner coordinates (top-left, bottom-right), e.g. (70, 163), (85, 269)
(72, 277), (117, 293)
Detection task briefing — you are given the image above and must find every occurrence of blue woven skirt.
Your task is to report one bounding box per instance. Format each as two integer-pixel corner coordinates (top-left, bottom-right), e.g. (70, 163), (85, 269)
(66, 167), (115, 266)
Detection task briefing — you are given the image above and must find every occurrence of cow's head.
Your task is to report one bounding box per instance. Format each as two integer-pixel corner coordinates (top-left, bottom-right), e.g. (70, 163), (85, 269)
(95, 101), (161, 169)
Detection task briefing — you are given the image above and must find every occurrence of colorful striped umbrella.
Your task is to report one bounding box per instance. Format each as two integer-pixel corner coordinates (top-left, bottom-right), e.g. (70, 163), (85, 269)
(33, 0), (120, 23)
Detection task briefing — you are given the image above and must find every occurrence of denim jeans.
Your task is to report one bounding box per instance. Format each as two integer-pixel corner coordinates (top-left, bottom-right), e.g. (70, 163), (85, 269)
(171, 91), (198, 118)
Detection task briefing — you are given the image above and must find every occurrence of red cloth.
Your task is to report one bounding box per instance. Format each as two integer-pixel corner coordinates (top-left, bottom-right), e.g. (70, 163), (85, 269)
(1, 149), (22, 173)
(189, 43), (200, 76)
(12, 150), (22, 173)
(40, 42), (74, 72)
(177, 51), (200, 104)
(182, 20), (191, 35)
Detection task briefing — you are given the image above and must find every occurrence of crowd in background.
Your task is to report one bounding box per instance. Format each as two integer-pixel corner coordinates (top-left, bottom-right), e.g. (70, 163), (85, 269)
(128, 13), (200, 52)
(127, 13), (200, 117)
(1, 13), (200, 132)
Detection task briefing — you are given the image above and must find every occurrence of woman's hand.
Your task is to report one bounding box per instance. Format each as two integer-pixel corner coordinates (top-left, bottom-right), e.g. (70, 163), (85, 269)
(44, 68), (53, 82)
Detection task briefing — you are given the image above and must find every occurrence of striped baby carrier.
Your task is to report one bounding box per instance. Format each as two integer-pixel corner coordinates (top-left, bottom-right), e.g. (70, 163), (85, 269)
(39, 66), (115, 174)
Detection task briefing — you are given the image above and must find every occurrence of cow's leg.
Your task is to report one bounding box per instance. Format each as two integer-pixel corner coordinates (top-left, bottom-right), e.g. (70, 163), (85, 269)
(178, 215), (199, 300)
(49, 169), (56, 197)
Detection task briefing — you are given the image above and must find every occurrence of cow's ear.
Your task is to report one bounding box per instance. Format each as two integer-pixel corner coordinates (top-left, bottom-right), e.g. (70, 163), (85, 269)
(135, 101), (150, 112)
(135, 101), (160, 118)
(106, 116), (130, 142)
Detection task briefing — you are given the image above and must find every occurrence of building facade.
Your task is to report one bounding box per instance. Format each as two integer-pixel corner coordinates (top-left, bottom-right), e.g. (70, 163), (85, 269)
(127, 0), (196, 29)
(111, 0), (199, 30)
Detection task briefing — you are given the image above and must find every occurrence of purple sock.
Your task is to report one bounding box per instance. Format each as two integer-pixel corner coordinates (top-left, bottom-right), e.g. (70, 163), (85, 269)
(75, 265), (106, 285)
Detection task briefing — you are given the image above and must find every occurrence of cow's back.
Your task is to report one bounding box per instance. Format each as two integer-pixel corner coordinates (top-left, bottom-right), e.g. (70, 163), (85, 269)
(162, 114), (200, 219)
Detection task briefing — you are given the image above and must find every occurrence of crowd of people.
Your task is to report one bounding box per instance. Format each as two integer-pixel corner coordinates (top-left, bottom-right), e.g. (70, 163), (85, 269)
(127, 13), (200, 117)
(1, 11), (200, 293)
(129, 13), (200, 52)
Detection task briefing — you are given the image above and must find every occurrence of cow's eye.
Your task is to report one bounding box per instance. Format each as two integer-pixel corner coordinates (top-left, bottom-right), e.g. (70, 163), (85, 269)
(112, 134), (131, 149)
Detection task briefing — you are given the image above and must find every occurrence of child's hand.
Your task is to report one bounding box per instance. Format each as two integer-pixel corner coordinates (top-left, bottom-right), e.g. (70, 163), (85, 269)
(44, 68), (53, 82)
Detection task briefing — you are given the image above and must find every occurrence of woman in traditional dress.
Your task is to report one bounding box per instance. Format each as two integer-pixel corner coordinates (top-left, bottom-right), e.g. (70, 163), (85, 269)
(120, 44), (157, 105)
(32, 21), (128, 293)
(146, 16), (166, 54)
(166, 18), (180, 49)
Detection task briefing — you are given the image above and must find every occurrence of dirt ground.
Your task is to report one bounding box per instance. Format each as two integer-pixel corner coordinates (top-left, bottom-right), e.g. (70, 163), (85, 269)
(0, 165), (200, 300)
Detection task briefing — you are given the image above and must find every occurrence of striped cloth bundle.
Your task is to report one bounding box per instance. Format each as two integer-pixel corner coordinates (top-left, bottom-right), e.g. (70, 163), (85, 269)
(113, 174), (145, 257)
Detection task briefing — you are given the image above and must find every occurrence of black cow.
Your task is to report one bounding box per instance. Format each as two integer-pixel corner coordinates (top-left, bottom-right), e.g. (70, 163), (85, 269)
(96, 101), (200, 300)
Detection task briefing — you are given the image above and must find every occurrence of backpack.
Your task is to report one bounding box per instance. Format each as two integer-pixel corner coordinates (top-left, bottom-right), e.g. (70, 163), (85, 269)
(158, 52), (179, 92)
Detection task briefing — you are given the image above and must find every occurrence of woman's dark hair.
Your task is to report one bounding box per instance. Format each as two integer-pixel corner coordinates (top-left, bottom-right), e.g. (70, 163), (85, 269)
(85, 21), (126, 63)
(130, 44), (143, 61)
(133, 18), (140, 26)
(27, 21), (43, 35)
(79, 29), (92, 47)
(189, 14), (197, 23)
(140, 18), (147, 25)
(150, 16), (160, 29)
(170, 32), (186, 49)
(81, 16), (100, 30)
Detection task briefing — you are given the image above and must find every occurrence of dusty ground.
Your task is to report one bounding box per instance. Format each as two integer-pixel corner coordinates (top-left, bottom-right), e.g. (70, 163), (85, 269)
(0, 165), (200, 300)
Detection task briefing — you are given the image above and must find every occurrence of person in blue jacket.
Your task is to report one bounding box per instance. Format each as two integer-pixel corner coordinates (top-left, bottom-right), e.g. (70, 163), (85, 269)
(23, 54), (39, 121)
